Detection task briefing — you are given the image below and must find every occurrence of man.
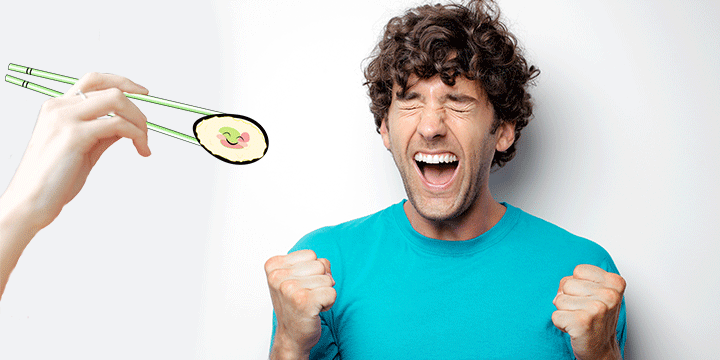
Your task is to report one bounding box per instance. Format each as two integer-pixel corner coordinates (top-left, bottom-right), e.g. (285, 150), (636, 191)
(264, 1), (627, 359)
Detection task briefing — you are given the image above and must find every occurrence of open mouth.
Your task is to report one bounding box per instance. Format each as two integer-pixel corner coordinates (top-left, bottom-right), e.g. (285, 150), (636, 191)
(414, 152), (459, 187)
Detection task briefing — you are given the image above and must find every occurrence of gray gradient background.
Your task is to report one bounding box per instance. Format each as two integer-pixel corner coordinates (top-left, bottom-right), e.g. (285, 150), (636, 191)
(1, 0), (718, 359)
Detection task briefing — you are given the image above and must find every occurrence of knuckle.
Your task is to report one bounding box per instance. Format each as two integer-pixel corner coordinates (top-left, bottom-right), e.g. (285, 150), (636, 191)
(79, 72), (102, 85)
(310, 260), (326, 274)
(268, 268), (289, 286)
(574, 264), (596, 279)
(290, 289), (309, 308)
(264, 255), (283, 274)
(40, 98), (60, 113)
(107, 116), (128, 131)
(588, 300), (608, 316)
(320, 288), (337, 311)
(575, 311), (592, 327)
(598, 288), (618, 303)
(324, 274), (335, 286)
(298, 249), (318, 259)
(551, 311), (565, 328)
(288, 249), (317, 263)
(560, 278), (572, 293)
(606, 290), (623, 309)
(107, 87), (125, 99)
(611, 273), (627, 292)
(573, 264), (586, 276)
(279, 279), (299, 295)
(108, 114), (124, 124)
(556, 295), (570, 309)
(82, 72), (99, 80)
(551, 310), (560, 321)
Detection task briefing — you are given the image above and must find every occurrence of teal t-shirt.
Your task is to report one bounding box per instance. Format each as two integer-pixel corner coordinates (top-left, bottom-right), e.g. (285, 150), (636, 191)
(273, 201), (626, 359)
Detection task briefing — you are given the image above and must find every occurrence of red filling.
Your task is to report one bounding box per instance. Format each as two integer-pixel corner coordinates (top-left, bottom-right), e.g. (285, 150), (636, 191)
(217, 132), (250, 149)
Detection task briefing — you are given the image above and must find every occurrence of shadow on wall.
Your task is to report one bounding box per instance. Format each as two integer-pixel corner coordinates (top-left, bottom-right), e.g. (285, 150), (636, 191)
(489, 120), (541, 206)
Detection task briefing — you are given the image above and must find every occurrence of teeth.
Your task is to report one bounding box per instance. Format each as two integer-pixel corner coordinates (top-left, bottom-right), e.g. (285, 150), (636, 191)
(414, 153), (458, 164)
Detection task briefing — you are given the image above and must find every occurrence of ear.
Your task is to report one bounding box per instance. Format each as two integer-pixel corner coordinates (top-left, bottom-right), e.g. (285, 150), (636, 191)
(495, 121), (515, 152)
(380, 117), (391, 151)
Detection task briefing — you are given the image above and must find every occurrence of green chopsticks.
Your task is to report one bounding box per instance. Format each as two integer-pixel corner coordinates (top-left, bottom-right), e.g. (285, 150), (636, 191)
(5, 63), (222, 145)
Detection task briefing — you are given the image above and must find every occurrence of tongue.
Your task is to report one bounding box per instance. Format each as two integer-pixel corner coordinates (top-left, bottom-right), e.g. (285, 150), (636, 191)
(423, 163), (456, 185)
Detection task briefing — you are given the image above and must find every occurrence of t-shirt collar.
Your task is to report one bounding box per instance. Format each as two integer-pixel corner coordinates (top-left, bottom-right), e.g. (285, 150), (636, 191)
(390, 199), (520, 256)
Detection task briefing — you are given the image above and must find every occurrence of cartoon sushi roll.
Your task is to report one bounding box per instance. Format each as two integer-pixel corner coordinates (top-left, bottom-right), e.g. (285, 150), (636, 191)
(193, 114), (268, 164)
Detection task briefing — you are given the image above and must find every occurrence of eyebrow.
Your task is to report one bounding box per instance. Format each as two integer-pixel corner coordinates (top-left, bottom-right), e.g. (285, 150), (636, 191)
(395, 90), (421, 101)
(394, 90), (477, 103)
(443, 93), (477, 103)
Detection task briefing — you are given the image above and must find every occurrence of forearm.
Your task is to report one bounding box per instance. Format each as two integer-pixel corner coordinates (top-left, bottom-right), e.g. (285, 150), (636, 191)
(269, 347), (309, 360)
(269, 330), (310, 360)
(0, 192), (40, 300)
(576, 339), (622, 360)
(596, 340), (622, 360)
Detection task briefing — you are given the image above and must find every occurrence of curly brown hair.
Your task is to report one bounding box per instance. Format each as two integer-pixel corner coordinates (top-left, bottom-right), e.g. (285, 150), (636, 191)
(364, 0), (539, 168)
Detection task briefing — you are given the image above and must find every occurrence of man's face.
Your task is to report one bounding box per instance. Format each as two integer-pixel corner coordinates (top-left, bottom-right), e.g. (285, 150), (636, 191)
(380, 75), (514, 222)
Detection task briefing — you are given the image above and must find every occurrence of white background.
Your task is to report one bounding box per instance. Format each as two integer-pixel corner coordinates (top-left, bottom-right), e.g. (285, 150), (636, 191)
(1, 0), (718, 359)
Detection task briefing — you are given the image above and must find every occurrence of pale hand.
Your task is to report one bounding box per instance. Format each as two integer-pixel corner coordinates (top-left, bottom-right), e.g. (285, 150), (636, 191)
(265, 250), (336, 360)
(0, 72), (151, 300)
(1, 72), (151, 233)
(552, 264), (626, 360)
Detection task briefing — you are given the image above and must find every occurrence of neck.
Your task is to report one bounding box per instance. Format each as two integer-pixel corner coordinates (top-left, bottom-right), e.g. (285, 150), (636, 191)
(404, 190), (506, 241)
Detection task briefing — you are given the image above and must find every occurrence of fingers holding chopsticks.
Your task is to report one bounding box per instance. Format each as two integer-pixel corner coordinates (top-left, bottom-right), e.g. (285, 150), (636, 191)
(3, 72), (152, 232)
(7, 65), (200, 144)
(62, 72), (152, 157)
(66, 87), (151, 156)
(68, 71), (148, 97)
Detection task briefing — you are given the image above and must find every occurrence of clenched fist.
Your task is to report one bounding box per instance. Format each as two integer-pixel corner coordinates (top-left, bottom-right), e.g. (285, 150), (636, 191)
(552, 264), (626, 360)
(265, 250), (336, 360)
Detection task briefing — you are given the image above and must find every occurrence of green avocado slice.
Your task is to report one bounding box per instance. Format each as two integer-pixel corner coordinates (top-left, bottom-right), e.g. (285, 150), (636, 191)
(219, 126), (241, 145)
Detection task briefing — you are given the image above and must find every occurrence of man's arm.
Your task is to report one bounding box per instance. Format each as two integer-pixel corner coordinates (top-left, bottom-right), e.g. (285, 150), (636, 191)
(552, 264), (626, 360)
(0, 72), (151, 300)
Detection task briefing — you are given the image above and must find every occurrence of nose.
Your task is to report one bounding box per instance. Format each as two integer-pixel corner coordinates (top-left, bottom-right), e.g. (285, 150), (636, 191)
(417, 106), (447, 141)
